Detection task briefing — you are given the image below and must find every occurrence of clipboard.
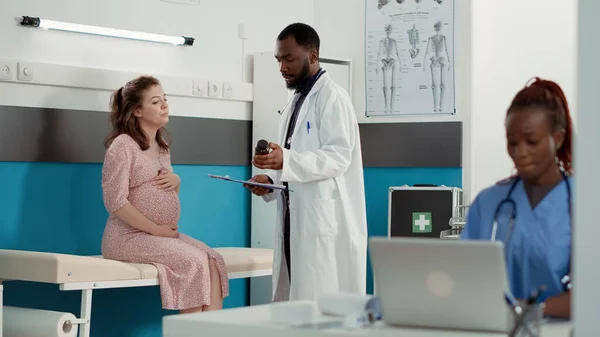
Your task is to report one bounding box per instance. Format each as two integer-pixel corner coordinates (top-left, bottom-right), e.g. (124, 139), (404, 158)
(208, 174), (289, 191)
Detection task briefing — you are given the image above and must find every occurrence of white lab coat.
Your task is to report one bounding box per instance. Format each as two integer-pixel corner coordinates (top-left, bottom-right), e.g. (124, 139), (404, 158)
(263, 72), (368, 302)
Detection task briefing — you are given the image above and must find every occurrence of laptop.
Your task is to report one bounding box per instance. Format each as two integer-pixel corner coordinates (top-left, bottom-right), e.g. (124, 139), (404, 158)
(369, 237), (513, 332)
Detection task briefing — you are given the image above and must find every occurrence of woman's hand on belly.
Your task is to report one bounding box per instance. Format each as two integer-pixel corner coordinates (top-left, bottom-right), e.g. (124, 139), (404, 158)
(128, 182), (181, 226)
(150, 223), (179, 238)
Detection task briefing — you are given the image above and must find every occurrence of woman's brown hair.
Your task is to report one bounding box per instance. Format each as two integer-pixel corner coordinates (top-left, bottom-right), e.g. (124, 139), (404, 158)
(104, 76), (170, 151)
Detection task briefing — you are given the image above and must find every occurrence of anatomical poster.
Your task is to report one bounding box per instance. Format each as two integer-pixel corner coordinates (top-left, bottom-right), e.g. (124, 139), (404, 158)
(365, 0), (455, 116)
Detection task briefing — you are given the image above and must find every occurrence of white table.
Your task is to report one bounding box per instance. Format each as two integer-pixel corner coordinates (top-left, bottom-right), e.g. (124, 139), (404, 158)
(162, 301), (572, 337)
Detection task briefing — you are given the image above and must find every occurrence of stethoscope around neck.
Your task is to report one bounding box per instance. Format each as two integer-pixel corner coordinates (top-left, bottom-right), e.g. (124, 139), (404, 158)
(490, 170), (572, 242)
(490, 170), (573, 292)
(490, 170), (573, 334)
(276, 68), (326, 116)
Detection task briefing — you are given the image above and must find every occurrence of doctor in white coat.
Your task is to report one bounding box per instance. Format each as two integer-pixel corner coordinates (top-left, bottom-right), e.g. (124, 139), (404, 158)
(246, 23), (368, 302)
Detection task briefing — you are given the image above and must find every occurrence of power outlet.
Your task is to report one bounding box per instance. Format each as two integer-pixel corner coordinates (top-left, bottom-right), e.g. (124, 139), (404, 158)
(208, 81), (222, 97)
(0, 59), (17, 81)
(17, 62), (33, 81)
(193, 79), (208, 97)
(222, 82), (233, 98)
(238, 23), (248, 40)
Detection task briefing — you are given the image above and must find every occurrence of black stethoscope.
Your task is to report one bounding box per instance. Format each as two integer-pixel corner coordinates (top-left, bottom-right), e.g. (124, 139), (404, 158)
(277, 68), (326, 116)
(490, 170), (573, 292)
(490, 170), (572, 242)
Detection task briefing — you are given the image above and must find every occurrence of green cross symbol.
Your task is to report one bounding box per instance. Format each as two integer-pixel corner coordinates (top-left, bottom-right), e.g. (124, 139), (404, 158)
(412, 212), (432, 233)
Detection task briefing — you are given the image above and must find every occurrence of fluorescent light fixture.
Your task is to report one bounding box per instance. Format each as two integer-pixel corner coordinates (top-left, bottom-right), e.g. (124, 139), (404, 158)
(20, 16), (194, 46)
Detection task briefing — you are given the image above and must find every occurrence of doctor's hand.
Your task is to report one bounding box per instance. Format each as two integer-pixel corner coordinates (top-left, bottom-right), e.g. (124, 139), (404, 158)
(252, 143), (283, 170)
(244, 174), (272, 196)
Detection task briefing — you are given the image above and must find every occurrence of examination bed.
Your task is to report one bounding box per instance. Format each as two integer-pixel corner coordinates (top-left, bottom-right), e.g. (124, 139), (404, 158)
(0, 247), (273, 337)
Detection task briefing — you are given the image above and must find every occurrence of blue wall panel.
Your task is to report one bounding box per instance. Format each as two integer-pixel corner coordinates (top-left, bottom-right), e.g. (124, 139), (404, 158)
(0, 162), (251, 337)
(0, 161), (462, 336)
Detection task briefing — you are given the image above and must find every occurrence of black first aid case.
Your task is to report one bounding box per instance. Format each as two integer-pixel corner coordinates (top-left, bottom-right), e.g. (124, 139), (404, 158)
(388, 185), (464, 238)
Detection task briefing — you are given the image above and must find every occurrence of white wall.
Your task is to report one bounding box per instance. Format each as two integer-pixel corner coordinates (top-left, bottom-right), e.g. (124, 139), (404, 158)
(0, 0), (314, 120)
(313, 0), (578, 203)
(574, 0), (600, 334)
(313, 0), (472, 199)
(470, 0), (577, 200)
(0, 0), (578, 198)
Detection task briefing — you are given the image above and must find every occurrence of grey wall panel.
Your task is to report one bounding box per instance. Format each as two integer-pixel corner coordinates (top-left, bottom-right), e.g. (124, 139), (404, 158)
(359, 122), (462, 168)
(165, 116), (252, 166)
(0, 105), (252, 166)
(0, 106), (461, 168)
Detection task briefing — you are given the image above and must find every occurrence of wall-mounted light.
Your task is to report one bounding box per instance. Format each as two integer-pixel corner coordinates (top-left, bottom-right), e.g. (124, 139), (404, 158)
(20, 16), (194, 46)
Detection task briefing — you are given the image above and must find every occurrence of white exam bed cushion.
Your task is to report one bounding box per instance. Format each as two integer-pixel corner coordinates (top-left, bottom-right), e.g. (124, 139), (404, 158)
(0, 248), (273, 284)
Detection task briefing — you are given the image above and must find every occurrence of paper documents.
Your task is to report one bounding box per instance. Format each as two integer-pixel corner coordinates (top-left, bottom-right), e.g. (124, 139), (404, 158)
(208, 174), (288, 191)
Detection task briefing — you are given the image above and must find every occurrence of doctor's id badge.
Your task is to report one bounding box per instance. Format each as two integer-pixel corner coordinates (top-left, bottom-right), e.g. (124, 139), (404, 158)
(412, 212), (432, 233)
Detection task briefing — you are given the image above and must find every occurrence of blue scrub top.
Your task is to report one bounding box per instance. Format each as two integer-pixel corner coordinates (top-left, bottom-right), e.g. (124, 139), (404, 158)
(460, 176), (572, 301)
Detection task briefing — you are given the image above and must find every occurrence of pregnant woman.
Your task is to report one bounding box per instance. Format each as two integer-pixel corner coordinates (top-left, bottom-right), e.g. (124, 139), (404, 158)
(101, 76), (229, 313)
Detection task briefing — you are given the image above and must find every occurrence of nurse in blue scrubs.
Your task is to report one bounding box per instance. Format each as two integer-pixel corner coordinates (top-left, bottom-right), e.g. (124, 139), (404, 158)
(461, 77), (574, 318)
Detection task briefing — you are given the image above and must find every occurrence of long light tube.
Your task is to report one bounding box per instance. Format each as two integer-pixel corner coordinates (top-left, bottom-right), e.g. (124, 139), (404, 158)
(20, 16), (194, 46)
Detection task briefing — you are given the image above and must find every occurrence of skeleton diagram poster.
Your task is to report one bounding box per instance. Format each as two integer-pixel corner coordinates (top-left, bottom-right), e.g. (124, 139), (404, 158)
(365, 0), (455, 116)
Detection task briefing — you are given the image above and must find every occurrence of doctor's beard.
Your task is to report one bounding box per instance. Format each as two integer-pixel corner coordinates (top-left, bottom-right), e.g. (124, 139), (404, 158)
(285, 58), (311, 90)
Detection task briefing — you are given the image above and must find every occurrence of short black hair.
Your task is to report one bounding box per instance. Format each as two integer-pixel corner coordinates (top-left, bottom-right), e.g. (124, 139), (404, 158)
(277, 22), (320, 53)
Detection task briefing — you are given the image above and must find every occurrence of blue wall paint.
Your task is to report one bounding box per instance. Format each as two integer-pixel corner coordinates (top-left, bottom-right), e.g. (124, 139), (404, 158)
(0, 162), (251, 337)
(0, 162), (461, 336)
(363, 167), (463, 294)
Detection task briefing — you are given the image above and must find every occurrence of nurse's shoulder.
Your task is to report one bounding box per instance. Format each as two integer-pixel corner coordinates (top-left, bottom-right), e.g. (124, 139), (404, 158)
(460, 176), (518, 240)
(475, 175), (519, 208)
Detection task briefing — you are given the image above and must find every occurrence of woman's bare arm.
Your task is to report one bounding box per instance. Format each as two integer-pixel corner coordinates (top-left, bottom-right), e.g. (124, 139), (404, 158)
(544, 292), (571, 318)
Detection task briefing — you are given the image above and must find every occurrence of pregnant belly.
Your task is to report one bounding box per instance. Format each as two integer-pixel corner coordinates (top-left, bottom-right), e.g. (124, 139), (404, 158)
(128, 183), (181, 226)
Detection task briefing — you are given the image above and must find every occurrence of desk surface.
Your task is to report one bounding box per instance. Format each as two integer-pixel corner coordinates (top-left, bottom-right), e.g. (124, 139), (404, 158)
(163, 301), (572, 337)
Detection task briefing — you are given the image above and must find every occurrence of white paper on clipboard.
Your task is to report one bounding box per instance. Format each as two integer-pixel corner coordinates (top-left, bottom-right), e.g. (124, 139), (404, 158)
(207, 174), (289, 191)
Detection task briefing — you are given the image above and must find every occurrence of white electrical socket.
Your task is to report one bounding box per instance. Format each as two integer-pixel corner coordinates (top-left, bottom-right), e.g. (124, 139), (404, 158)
(222, 82), (233, 98)
(193, 79), (208, 97)
(0, 59), (17, 81)
(208, 81), (222, 97)
(17, 62), (33, 81)
(238, 23), (248, 39)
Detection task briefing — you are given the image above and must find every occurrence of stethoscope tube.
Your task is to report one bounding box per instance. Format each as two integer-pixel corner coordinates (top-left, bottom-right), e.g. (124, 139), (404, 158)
(490, 171), (573, 299)
(490, 171), (571, 243)
(492, 171), (571, 334)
